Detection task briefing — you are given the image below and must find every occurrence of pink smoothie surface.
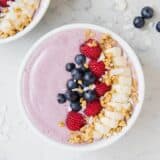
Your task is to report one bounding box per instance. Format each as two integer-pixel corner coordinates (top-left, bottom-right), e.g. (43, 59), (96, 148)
(21, 28), (104, 144)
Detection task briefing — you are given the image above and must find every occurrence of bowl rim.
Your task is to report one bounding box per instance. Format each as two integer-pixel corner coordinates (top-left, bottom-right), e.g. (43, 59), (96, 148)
(0, 0), (50, 44)
(17, 23), (145, 151)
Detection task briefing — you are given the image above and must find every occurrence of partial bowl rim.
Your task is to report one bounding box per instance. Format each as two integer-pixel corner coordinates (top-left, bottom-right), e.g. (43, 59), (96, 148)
(0, 0), (50, 44)
(17, 23), (145, 151)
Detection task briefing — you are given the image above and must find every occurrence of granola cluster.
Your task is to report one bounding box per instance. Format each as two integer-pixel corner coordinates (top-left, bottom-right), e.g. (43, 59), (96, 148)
(67, 32), (138, 144)
(0, 0), (40, 38)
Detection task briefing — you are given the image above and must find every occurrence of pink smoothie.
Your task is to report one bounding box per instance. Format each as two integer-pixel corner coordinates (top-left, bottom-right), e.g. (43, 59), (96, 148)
(21, 28), (104, 144)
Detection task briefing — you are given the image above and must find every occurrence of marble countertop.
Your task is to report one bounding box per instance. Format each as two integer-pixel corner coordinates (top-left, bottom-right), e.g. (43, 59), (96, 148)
(0, 0), (160, 159)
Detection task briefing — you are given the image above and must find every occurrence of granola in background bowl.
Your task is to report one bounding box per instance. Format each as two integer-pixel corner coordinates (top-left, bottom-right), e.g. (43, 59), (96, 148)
(0, 0), (50, 43)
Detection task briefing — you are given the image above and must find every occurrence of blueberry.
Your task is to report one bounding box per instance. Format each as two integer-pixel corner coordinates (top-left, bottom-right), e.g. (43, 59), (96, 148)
(83, 71), (96, 85)
(133, 16), (145, 28)
(71, 68), (84, 80)
(75, 54), (86, 65)
(83, 90), (96, 102)
(70, 102), (82, 112)
(65, 91), (80, 102)
(81, 65), (89, 72)
(156, 21), (160, 32)
(67, 79), (78, 90)
(57, 93), (66, 104)
(65, 63), (75, 72)
(141, 6), (154, 19)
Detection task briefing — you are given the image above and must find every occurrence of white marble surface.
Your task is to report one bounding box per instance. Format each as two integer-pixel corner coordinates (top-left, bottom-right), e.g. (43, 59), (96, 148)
(0, 0), (160, 159)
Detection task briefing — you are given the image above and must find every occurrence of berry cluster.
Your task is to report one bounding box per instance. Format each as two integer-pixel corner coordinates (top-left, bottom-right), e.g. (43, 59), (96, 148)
(0, 0), (13, 8)
(57, 39), (111, 131)
(133, 6), (160, 32)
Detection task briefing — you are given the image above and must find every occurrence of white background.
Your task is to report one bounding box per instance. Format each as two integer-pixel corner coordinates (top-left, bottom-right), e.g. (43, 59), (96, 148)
(0, 0), (160, 159)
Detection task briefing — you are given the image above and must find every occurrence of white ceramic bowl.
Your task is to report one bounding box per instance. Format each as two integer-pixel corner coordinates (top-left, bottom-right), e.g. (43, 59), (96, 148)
(18, 24), (145, 151)
(0, 0), (50, 44)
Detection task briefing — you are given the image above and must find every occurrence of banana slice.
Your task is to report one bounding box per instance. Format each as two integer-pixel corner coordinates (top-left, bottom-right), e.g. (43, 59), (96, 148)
(108, 102), (131, 110)
(100, 117), (118, 128)
(118, 76), (132, 86)
(104, 110), (124, 120)
(95, 122), (109, 134)
(93, 130), (103, 140)
(110, 67), (131, 77)
(111, 93), (129, 103)
(112, 56), (127, 67)
(104, 47), (121, 57)
(112, 84), (131, 95)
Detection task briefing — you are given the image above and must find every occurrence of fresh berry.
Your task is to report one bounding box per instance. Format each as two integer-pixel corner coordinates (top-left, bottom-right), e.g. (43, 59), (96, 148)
(95, 82), (111, 96)
(133, 16), (145, 28)
(83, 90), (96, 102)
(66, 111), (86, 131)
(70, 102), (82, 112)
(0, 0), (8, 7)
(83, 71), (96, 85)
(66, 79), (78, 90)
(57, 93), (66, 104)
(89, 60), (105, 78)
(65, 63), (75, 72)
(141, 6), (154, 19)
(65, 91), (80, 102)
(80, 39), (102, 60)
(84, 100), (102, 116)
(75, 54), (86, 65)
(71, 68), (84, 80)
(156, 21), (160, 32)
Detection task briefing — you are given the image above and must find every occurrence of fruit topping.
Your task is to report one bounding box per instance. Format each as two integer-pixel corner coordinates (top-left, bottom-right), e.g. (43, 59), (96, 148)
(65, 91), (80, 102)
(84, 100), (102, 116)
(57, 93), (67, 104)
(70, 101), (82, 112)
(71, 68), (84, 80)
(66, 79), (78, 90)
(65, 63), (75, 72)
(75, 54), (86, 65)
(80, 39), (102, 60)
(156, 21), (160, 32)
(83, 90), (96, 102)
(83, 71), (96, 85)
(95, 82), (111, 96)
(66, 111), (86, 131)
(89, 60), (105, 78)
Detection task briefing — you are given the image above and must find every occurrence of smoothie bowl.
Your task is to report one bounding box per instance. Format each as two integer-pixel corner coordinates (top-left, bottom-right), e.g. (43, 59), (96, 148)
(18, 24), (145, 151)
(0, 0), (50, 44)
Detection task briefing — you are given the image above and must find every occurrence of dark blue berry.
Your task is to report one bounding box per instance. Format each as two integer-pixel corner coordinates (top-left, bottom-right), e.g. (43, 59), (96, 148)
(67, 79), (78, 90)
(141, 6), (154, 19)
(81, 65), (89, 72)
(65, 63), (75, 72)
(83, 71), (96, 85)
(83, 90), (96, 102)
(57, 93), (66, 104)
(70, 102), (82, 112)
(133, 16), (145, 28)
(156, 21), (160, 32)
(71, 68), (84, 80)
(75, 54), (86, 65)
(65, 91), (80, 102)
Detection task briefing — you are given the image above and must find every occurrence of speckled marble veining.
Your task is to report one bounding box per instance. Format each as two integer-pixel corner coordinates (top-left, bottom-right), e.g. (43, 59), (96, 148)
(0, 0), (160, 160)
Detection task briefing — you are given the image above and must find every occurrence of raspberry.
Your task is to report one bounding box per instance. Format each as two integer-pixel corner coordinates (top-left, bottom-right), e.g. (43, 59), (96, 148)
(0, 0), (8, 7)
(95, 82), (111, 96)
(80, 39), (102, 60)
(66, 111), (86, 131)
(84, 100), (102, 116)
(89, 60), (105, 77)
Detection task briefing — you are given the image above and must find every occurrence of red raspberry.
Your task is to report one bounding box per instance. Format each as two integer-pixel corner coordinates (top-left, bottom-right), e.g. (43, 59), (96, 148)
(66, 111), (86, 131)
(95, 82), (111, 96)
(84, 100), (102, 116)
(89, 60), (105, 78)
(80, 39), (102, 60)
(0, 0), (8, 7)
